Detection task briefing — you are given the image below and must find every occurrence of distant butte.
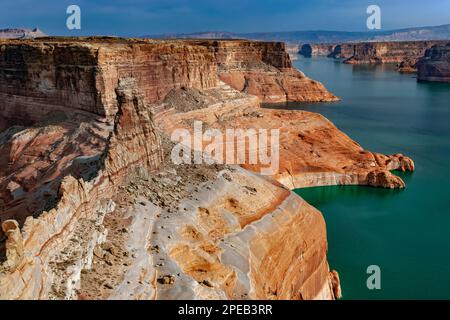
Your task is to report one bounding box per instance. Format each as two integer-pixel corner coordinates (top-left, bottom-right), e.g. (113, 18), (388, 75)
(0, 27), (46, 39)
(417, 43), (450, 82)
(0, 37), (413, 300)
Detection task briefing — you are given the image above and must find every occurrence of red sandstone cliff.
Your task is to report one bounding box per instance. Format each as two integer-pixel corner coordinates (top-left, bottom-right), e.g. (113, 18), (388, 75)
(0, 76), (163, 299)
(200, 40), (339, 102)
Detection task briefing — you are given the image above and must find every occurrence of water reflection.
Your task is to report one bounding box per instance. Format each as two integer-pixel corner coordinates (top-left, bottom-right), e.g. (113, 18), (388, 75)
(351, 63), (397, 74)
(295, 184), (404, 208)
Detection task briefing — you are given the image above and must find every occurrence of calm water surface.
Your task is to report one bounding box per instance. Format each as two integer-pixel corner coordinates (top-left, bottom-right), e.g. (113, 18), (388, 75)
(286, 57), (450, 299)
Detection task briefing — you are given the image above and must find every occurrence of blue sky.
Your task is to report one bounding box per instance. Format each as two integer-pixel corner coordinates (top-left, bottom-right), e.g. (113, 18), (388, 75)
(1, 0), (450, 36)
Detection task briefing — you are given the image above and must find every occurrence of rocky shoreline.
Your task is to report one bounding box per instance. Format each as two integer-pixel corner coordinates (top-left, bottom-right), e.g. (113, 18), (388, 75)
(0, 37), (413, 300)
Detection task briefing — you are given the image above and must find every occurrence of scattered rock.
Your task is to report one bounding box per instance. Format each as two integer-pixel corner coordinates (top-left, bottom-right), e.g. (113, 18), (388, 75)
(93, 246), (104, 259)
(158, 275), (175, 285)
(201, 280), (214, 288)
(104, 283), (114, 290)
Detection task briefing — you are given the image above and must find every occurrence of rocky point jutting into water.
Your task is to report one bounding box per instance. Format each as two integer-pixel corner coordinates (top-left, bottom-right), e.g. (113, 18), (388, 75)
(417, 43), (450, 82)
(0, 37), (413, 300)
(327, 44), (355, 59)
(299, 44), (337, 57)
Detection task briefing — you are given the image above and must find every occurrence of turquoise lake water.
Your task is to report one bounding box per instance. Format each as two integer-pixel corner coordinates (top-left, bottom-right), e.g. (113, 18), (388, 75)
(288, 57), (450, 299)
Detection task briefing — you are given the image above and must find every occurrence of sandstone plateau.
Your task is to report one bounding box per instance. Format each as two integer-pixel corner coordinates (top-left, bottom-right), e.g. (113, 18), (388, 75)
(0, 37), (413, 300)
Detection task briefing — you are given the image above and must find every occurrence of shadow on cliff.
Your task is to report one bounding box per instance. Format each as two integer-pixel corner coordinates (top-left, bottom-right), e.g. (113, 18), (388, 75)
(0, 112), (110, 260)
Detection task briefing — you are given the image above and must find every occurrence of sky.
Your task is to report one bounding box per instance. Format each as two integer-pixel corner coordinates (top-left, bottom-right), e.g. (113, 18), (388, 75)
(1, 0), (450, 36)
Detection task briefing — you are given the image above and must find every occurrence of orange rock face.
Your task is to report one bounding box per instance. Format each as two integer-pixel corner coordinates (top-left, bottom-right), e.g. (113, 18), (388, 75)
(156, 103), (414, 190)
(156, 168), (340, 300)
(0, 38), (336, 123)
(210, 40), (339, 103)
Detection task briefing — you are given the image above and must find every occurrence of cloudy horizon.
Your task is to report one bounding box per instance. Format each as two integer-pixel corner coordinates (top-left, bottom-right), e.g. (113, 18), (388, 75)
(1, 0), (450, 36)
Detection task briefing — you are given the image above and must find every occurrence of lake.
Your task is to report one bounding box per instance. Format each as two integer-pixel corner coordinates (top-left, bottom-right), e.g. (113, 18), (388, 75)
(291, 57), (450, 299)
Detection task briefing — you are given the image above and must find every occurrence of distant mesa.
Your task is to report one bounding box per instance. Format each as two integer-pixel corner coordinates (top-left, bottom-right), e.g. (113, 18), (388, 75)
(148, 31), (242, 40)
(147, 24), (450, 43)
(0, 27), (46, 39)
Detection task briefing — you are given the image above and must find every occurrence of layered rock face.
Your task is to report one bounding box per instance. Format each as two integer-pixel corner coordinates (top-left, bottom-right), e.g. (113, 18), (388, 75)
(0, 38), (336, 124)
(143, 166), (340, 300)
(343, 41), (449, 72)
(285, 43), (300, 60)
(417, 43), (450, 82)
(0, 38), (220, 121)
(328, 44), (355, 59)
(201, 40), (339, 102)
(299, 44), (337, 57)
(0, 76), (163, 299)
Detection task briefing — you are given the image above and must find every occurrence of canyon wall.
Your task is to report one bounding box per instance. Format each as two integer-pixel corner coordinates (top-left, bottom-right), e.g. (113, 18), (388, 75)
(0, 38), (336, 126)
(0, 38), (220, 122)
(417, 43), (450, 82)
(200, 40), (338, 102)
(0, 77), (163, 299)
(343, 40), (449, 72)
(328, 44), (355, 59)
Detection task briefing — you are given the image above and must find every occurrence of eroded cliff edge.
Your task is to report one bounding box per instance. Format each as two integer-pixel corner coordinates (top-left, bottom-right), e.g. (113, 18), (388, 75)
(300, 41), (450, 74)
(0, 38), (412, 300)
(342, 40), (449, 73)
(417, 43), (450, 82)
